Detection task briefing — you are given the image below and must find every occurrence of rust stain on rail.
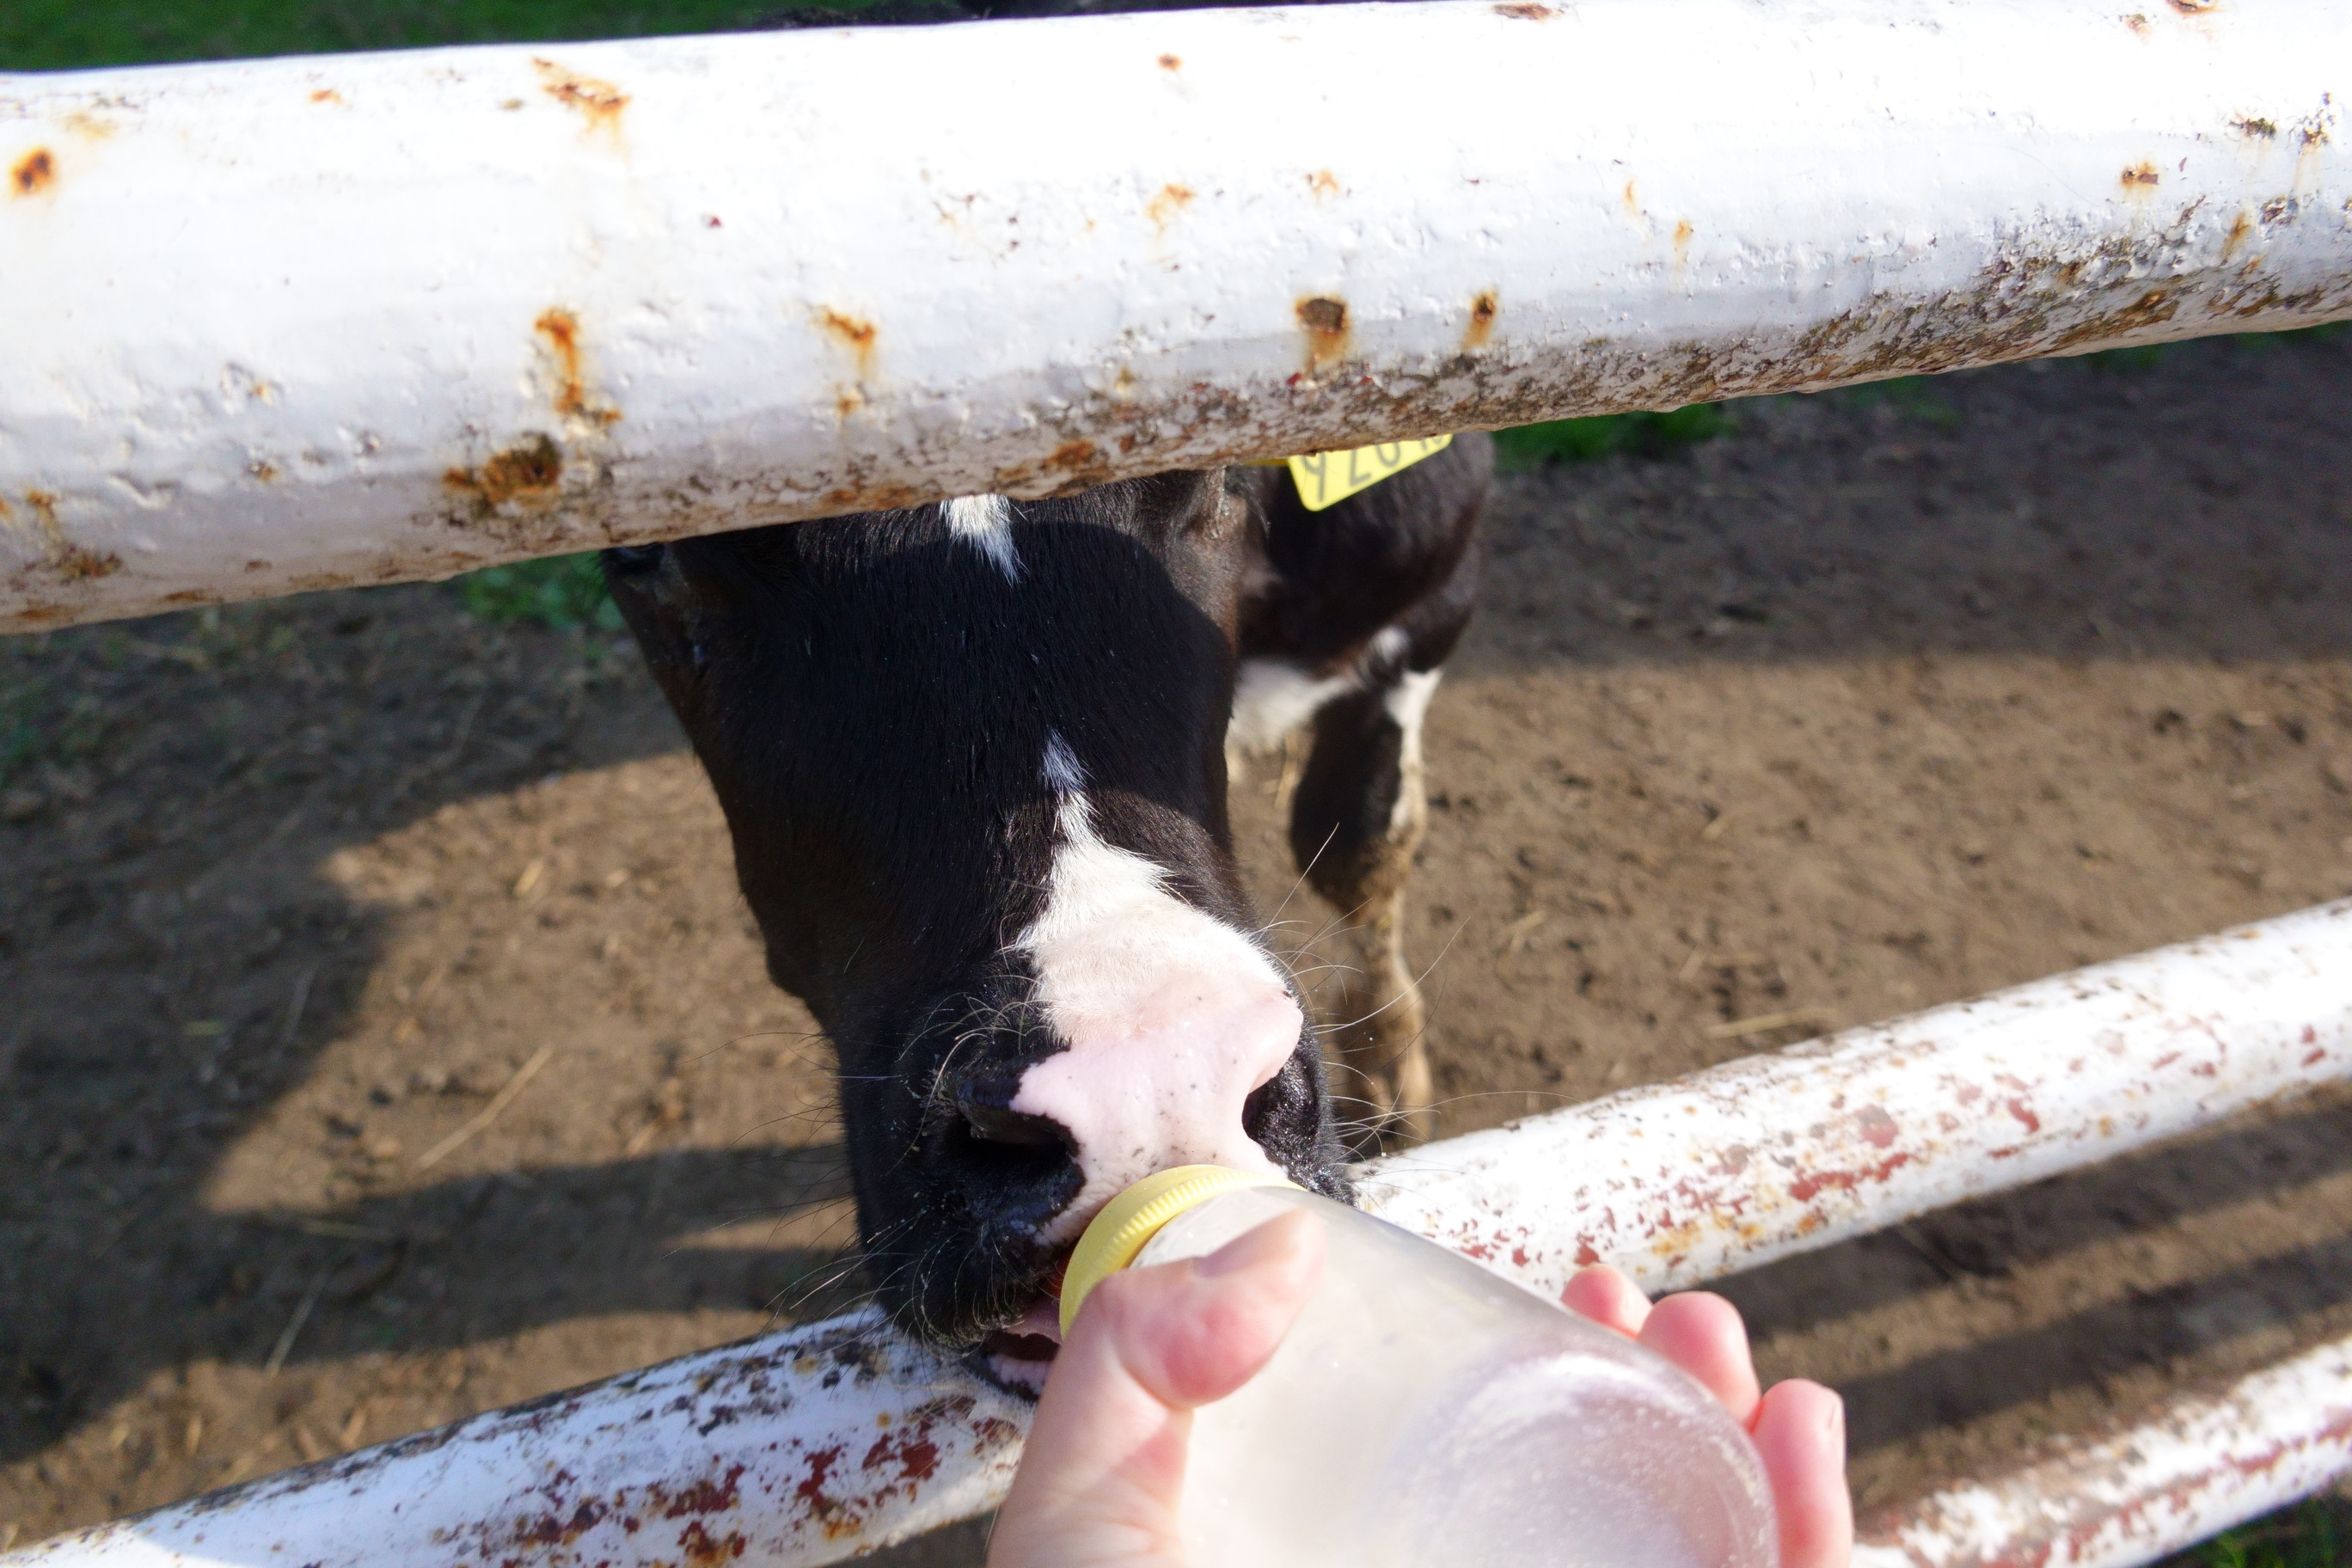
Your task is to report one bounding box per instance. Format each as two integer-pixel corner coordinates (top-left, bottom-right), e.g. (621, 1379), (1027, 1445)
(20, 179), (2352, 634)
(444, 434), (564, 517)
(786, 1393), (1004, 1541)
(1296, 295), (1351, 374)
(2222, 209), (2257, 260)
(1465, 291), (1499, 350)
(817, 309), (880, 416)
(817, 309), (877, 366)
(1146, 181), (1195, 235)
(1861, 1352), (2352, 1566)
(535, 308), (622, 427)
(170, 1313), (1028, 1565)
(11, 147), (55, 196)
(1042, 439), (1110, 489)
(533, 58), (628, 136)
(14, 490), (121, 582)
(677, 1521), (747, 1562)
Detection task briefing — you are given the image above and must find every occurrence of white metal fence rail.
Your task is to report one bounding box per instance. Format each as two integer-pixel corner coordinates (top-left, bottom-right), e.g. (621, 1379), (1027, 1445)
(1854, 1327), (2352, 1568)
(8, 2), (2351, 1560)
(4, 0), (2349, 631)
(12, 900), (2349, 1568)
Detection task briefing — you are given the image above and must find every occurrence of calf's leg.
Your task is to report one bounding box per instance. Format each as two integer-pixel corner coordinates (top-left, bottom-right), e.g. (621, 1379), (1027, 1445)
(1239, 432), (1491, 1148)
(1289, 659), (1442, 1148)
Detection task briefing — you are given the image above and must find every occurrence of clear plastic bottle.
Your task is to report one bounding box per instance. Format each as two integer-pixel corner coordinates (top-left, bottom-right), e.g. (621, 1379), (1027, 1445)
(1057, 1167), (1778, 1568)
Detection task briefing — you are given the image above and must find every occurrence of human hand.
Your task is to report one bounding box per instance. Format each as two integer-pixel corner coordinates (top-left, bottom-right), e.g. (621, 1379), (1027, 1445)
(986, 1209), (1326, 1568)
(1560, 1265), (1853, 1568)
(987, 1220), (1851, 1568)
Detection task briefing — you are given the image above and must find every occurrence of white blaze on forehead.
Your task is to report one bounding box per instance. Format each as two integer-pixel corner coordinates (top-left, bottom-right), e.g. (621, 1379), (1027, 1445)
(1010, 749), (1296, 1240)
(942, 493), (1021, 581)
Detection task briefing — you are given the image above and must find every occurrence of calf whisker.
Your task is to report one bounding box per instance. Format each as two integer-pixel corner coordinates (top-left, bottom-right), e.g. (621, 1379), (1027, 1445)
(1256, 822), (1342, 936)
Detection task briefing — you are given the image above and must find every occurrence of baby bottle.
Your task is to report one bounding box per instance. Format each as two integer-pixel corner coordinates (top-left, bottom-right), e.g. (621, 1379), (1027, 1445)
(1056, 1165), (1778, 1568)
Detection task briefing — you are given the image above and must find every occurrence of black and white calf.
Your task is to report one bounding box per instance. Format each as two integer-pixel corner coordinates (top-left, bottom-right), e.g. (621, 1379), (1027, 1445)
(604, 438), (1489, 1390)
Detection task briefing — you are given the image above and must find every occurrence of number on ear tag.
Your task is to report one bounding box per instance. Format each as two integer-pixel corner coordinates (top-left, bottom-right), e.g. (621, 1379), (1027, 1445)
(1286, 435), (1453, 511)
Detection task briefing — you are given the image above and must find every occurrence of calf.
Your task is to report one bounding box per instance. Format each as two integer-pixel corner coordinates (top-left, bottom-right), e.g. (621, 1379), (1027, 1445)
(604, 438), (1489, 1390)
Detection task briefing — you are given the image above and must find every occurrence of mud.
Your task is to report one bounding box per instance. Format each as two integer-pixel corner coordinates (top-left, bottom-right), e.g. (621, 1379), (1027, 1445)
(4, 332), (2351, 1560)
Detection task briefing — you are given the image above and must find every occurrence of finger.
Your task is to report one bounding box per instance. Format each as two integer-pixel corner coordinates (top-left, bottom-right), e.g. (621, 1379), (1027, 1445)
(1636, 1292), (1761, 1424)
(1751, 1380), (1852, 1568)
(1118, 1207), (1327, 1408)
(987, 1210), (1325, 1568)
(1560, 1265), (1651, 1338)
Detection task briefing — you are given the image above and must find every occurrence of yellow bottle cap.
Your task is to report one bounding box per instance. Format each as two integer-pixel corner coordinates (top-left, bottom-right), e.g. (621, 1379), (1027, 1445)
(1057, 1164), (1299, 1337)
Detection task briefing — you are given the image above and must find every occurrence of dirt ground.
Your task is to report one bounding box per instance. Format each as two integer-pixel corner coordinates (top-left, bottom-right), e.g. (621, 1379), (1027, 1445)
(6, 331), (2352, 1562)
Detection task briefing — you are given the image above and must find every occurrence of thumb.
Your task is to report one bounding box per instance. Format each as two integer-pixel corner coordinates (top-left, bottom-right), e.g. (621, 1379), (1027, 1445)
(987, 1209), (1326, 1568)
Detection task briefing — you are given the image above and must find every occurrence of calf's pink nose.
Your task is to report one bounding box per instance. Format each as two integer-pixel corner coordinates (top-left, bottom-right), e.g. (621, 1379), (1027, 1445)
(1009, 977), (1302, 1240)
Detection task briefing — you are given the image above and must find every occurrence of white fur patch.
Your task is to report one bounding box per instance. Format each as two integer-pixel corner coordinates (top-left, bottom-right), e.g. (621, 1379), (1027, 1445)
(1385, 668), (1442, 832)
(1386, 666), (1442, 738)
(942, 493), (1021, 581)
(1009, 790), (1295, 1241)
(1227, 658), (1357, 753)
(1040, 732), (1087, 794)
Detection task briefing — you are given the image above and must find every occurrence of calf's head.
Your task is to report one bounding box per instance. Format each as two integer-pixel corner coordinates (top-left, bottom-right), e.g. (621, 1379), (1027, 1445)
(604, 472), (1347, 1388)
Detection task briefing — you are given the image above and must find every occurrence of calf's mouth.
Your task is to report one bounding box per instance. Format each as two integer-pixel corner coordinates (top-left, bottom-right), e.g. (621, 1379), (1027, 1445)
(977, 1292), (1067, 1396)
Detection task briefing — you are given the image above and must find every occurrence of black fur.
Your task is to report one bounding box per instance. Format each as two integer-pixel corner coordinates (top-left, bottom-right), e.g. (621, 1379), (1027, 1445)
(610, 447), (1488, 1353)
(606, 446), (1486, 1354)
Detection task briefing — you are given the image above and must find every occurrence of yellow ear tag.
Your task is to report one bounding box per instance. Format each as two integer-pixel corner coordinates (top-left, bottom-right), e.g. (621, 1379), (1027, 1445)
(1286, 434), (1452, 511)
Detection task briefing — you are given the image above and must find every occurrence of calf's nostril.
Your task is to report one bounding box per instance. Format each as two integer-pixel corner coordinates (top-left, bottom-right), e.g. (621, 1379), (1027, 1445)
(940, 1090), (1082, 1230)
(958, 1097), (1070, 1151)
(1240, 1063), (1288, 1144)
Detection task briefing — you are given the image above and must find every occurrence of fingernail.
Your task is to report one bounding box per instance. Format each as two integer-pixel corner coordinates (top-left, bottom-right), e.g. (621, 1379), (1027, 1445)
(1197, 1210), (1314, 1277)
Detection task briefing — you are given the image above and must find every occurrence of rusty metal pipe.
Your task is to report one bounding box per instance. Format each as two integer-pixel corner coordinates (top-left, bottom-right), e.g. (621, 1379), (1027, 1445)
(6, 0), (2350, 630)
(1357, 897), (2352, 1300)
(5, 1313), (1036, 1568)
(10, 900), (2349, 1567)
(1852, 1327), (2352, 1568)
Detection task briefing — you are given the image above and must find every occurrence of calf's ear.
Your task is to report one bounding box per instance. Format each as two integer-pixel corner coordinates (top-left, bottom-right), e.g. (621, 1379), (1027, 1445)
(1191, 484), (1252, 546)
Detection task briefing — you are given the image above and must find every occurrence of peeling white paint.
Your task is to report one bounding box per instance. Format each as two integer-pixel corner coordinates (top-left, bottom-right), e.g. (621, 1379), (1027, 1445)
(3, 0), (2349, 629)
(1853, 1330), (2352, 1568)
(12, 900), (2349, 1568)
(1360, 898), (2352, 1300)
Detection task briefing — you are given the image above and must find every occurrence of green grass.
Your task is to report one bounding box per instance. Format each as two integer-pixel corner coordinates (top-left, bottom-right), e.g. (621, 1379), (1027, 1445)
(1492, 403), (1733, 470)
(454, 553), (622, 632)
(2185, 1498), (2350, 1568)
(2088, 320), (2349, 373)
(2, 1), (823, 72)
(2086, 342), (2176, 372)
